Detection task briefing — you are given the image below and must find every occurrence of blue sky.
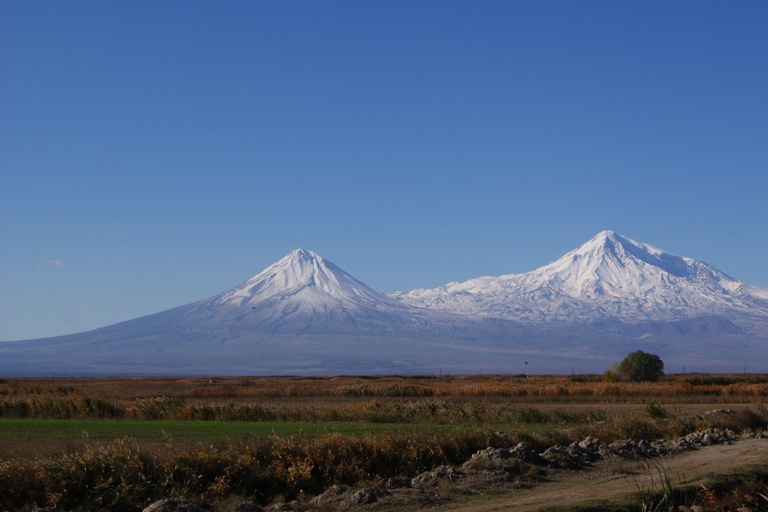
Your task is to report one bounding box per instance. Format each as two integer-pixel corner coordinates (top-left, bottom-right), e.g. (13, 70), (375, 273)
(2, 1), (767, 341)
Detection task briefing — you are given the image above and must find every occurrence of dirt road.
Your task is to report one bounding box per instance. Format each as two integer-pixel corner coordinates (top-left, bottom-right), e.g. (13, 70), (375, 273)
(446, 438), (768, 511)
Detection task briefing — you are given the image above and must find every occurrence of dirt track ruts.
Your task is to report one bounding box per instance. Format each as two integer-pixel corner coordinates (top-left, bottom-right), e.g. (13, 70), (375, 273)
(445, 438), (768, 511)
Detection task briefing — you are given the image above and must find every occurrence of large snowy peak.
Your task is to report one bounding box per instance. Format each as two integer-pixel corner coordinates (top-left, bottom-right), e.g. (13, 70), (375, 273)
(4, 235), (768, 376)
(530, 230), (737, 298)
(392, 231), (768, 323)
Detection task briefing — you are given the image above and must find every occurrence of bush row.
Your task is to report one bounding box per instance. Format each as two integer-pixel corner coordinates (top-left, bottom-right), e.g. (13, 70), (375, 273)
(0, 396), (604, 425)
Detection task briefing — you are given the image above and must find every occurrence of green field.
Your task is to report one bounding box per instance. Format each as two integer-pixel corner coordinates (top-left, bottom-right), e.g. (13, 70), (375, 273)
(0, 418), (470, 444)
(3, 375), (768, 511)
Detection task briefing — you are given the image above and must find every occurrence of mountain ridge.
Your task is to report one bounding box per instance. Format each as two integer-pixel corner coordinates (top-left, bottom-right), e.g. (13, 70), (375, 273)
(1, 231), (767, 376)
(391, 231), (768, 324)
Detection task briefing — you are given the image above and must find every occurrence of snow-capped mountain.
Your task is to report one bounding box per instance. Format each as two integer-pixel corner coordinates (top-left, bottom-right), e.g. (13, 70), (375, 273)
(213, 249), (389, 308)
(186, 249), (454, 335)
(1, 235), (767, 376)
(392, 230), (768, 324)
(0, 249), (497, 376)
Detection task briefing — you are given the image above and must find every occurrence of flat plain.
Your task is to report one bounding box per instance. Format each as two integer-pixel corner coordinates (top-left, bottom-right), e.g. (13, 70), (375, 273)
(2, 374), (768, 511)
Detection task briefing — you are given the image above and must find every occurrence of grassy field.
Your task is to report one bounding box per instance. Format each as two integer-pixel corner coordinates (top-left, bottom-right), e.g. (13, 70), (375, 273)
(1, 374), (768, 511)
(0, 417), (485, 443)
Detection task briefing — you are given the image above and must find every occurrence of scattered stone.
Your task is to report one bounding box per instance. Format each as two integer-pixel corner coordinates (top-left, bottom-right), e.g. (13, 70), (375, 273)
(539, 436), (603, 468)
(605, 438), (661, 459)
(143, 499), (213, 512)
(540, 445), (577, 468)
(309, 485), (348, 508)
(301, 427), (761, 511)
(234, 503), (265, 512)
(380, 476), (412, 488)
(349, 487), (388, 505)
(702, 409), (735, 417)
(309, 484), (389, 510)
(464, 442), (556, 471)
(265, 501), (305, 511)
(578, 436), (601, 453)
(604, 427), (740, 459)
(741, 429), (756, 439)
(463, 447), (520, 472)
(510, 442), (550, 466)
(412, 465), (462, 487)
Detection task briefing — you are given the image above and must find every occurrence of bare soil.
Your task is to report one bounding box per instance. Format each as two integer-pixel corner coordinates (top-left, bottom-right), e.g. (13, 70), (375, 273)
(442, 438), (768, 511)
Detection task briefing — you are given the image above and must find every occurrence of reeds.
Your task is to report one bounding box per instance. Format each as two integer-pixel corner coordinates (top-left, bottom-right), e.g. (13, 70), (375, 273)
(3, 375), (768, 511)
(0, 429), (507, 511)
(6, 375), (768, 402)
(0, 397), (123, 419)
(0, 396), (605, 426)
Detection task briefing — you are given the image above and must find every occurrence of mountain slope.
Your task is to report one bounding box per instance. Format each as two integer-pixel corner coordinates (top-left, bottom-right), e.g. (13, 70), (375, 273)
(0, 249), (507, 376)
(185, 248), (464, 336)
(212, 249), (394, 309)
(392, 231), (768, 324)
(1, 236), (767, 376)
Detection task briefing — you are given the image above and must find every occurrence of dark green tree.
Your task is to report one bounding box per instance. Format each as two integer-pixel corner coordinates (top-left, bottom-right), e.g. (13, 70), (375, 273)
(617, 350), (664, 382)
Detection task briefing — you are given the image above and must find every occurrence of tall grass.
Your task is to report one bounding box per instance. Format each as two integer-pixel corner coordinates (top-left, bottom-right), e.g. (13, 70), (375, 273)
(0, 397), (123, 419)
(629, 464), (768, 512)
(3, 406), (767, 511)
(5, 375), (768, 403)
(0, 430), (508, 511)
(0, 396), (606, 426)
(2, 374), (768, 511)
(5, 373), (768, 423)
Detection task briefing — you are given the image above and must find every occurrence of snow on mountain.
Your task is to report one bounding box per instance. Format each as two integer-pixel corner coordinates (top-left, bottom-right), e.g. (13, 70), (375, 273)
(211, 249), (401, 310)
(2, 237), (767, 376)
(0, 249), (496, 376)
(392, 231), (768, 324)
(186, 249), (459, 336)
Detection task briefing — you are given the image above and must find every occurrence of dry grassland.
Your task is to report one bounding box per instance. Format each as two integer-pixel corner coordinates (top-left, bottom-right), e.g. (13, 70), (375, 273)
(1, 374), (767, 511)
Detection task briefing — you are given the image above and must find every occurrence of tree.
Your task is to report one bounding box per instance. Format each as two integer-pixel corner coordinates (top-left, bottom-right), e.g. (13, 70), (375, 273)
(617, 350), (664, 382)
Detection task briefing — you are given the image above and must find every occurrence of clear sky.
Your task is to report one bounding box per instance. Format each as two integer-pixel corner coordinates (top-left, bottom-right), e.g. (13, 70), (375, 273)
(2, 1), (767, 341)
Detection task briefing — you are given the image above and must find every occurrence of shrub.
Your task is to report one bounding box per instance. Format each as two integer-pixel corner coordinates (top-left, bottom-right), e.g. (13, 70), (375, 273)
(617, 350), (665, 382)
(646, 403), (668, 419)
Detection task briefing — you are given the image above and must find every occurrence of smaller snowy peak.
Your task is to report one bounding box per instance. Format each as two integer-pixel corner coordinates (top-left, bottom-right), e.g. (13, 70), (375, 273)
(247, 249), (341, 298)
(195, 248), (458, 338)
(210, 249), (397, 309)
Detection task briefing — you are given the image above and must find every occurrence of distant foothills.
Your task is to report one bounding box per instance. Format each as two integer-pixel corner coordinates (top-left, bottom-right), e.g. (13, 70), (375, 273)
(2, 231), (768, 377)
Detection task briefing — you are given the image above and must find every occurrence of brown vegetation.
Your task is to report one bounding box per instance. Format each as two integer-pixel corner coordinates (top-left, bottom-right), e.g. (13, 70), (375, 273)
(1, 374), (768, 511)
(5, 374), (768, 404)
